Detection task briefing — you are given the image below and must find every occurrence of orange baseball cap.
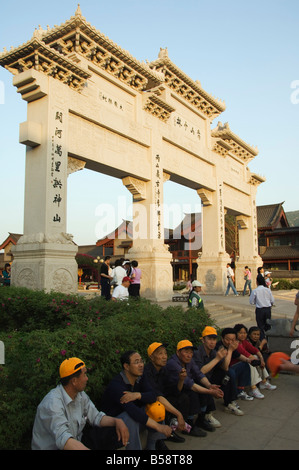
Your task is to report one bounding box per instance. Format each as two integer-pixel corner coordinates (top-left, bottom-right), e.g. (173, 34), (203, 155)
(59, 357), (86, 379)
(177, 340), (195, 351)
(145, 401), (166, 422)
(147, 342), (168, 357)
(201, 326), (218, 338)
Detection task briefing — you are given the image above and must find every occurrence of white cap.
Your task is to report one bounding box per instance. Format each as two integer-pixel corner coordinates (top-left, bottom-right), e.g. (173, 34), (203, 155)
(265, 271), (272, 275)
(192, 280), (203, 287)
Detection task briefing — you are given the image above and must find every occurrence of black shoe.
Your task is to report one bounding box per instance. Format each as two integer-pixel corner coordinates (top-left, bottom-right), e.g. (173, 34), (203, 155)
(196, 415), (216, 432)
(183, 425), (207, 437)
(155, 439), (169, 450)
(167, 431), (185, 443)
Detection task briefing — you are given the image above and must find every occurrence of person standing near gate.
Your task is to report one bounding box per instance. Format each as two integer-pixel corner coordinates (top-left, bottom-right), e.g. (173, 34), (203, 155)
(100, 256), (113, 300)
(250, 274), (274, 340)
(225, 263), (239, 296)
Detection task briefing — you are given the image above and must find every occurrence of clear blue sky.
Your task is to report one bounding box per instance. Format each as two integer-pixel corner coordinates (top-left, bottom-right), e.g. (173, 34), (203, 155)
(1, 0), (299, 246)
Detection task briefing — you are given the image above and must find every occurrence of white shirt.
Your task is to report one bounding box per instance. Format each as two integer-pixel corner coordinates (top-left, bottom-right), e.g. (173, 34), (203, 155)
(31, 384), (105, 450)
(250, 285), (274, 309)
(112, 284), (129, 301)
(227, 266), (234, 278)
(112, 266), (126, 286)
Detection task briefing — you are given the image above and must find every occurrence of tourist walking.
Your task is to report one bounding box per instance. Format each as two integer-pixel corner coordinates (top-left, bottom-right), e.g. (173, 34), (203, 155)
(225, 263), (238, 296)
(242, 266), (252, 296)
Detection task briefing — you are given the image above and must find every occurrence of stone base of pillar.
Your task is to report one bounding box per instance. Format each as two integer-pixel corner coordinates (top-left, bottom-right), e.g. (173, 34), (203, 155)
(11, 235), (78, 294)
(128, 243), (173, 302)
(196, 253), (231, 294)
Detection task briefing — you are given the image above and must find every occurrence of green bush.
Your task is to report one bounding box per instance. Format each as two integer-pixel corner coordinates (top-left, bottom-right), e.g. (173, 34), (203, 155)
(0, 287), (216, 450)
(271, 279), (299, 291)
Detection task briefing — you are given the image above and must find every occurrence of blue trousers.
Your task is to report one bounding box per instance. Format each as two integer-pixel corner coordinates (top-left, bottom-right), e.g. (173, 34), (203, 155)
(225, 277), (238, 295)
(243, 280), (252, 295)
(117, 411), (165, 450)
(228, 362), (251, 393)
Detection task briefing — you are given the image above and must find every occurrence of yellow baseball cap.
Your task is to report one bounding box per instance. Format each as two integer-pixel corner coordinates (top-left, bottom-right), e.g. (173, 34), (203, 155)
(59, 357), (86, 379)
(145, 401), (166, 422)
(147, 342), (168, 357)
(201, 326), (218, 338)
(176, 340), (195, 351)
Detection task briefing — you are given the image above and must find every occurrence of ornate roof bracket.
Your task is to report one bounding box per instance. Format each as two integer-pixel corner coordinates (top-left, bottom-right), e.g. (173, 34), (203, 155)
(248, 172), (266, 186)
(197, 188), (214, 206)
(212, 139), (232, 157)
(122, 176), (147, 201)
(236, 215), (249, 229)
(67, 156), (86, 176)
(143, 89), (175, 122)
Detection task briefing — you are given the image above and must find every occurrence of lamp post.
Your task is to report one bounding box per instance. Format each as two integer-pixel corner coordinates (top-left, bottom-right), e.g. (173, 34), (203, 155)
(93, 256), (103, 290)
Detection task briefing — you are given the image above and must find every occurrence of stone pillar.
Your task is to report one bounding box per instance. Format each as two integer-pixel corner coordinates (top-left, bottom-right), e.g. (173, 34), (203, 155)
(11, 70), (78, 293)
(123, 161), (173, 301)
(235, 199), (263, 290)
(196, 183), (230, 293)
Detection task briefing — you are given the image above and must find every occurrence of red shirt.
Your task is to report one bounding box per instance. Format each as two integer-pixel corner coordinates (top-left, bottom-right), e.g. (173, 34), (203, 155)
(230, 339), (259, 365)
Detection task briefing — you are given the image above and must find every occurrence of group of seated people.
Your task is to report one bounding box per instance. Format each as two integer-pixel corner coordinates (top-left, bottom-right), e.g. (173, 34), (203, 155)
(31, 321), (278, 451)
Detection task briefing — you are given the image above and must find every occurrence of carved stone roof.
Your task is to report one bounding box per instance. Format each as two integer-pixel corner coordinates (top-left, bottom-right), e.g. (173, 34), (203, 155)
(0, 37), (91, 91)
(149, 48), (226, 118)
(211, 121), (259, 163)
(0, 6), (163, 93)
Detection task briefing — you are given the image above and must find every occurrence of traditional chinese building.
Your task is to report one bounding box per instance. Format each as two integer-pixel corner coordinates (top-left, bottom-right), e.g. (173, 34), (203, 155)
(257, 203), (299, 275)
(0, 233), (22, 270)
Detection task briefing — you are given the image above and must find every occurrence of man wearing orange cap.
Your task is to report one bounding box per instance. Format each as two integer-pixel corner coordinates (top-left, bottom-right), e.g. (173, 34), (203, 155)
(193, 326), (244, 418)
(144, 342), (187, 444)
(101, 350), (172, 450)
(31, 357), (129, 450)
(165, 340), (224, 436)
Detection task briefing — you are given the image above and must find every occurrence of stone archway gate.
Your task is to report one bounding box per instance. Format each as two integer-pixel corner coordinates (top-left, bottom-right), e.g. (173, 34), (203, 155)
(0, 7), (264, 300)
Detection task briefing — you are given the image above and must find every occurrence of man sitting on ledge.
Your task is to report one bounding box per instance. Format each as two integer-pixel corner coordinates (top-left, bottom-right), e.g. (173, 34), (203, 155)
(101, 350), (172, 450)
(31, 357), (129, 450)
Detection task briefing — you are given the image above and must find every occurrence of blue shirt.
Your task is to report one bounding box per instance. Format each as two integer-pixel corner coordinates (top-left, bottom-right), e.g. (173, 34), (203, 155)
(165, 353), (206, 391)
(31, 384), (105, 450)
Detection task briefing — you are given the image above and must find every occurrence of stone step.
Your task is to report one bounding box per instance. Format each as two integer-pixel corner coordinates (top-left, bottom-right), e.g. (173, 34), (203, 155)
(205, 301), (254, 329)
(215, 314), (253, 329)
(209, 308), (234, 317)
(205, 304), (227, 312)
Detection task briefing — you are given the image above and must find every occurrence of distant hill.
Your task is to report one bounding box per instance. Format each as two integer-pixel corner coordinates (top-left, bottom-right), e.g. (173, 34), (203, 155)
(286, 210), (299, 227)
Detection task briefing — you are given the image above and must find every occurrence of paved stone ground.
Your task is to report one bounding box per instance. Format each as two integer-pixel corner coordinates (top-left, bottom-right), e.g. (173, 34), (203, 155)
(162, 290), (299, 450)
(166, 372), (299, 450)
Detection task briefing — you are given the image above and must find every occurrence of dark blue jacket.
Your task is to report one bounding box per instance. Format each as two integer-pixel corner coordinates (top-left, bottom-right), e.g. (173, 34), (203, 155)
(101, 371), (157, 426)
